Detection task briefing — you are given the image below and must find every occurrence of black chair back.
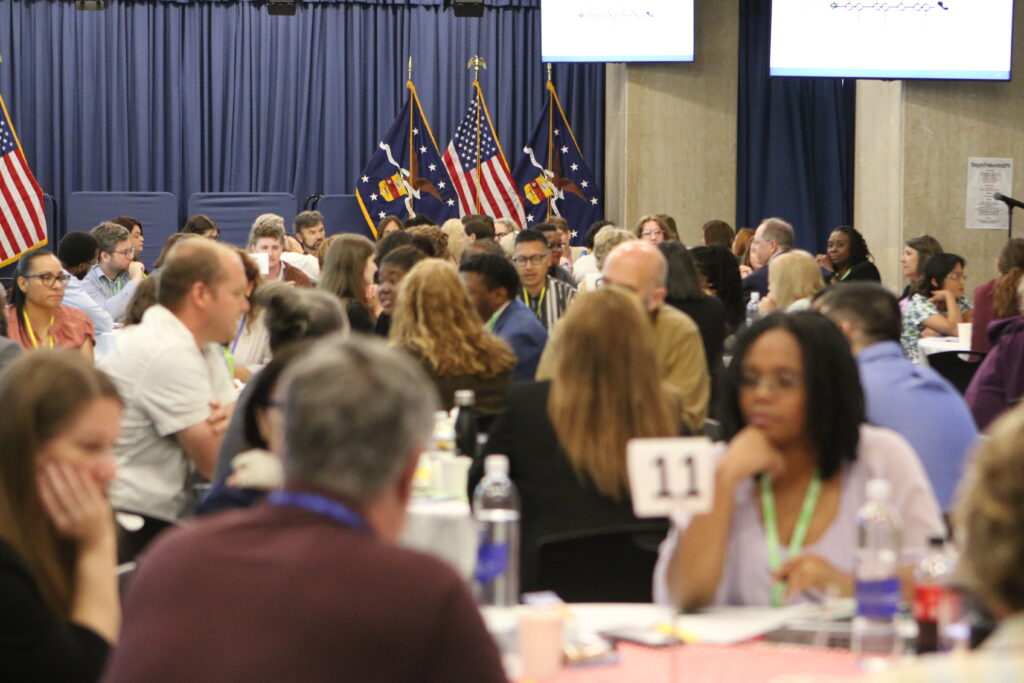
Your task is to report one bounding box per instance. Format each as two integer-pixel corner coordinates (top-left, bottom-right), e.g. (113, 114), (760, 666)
(927, 350), (987, 394)
(534, 521), (670, 603)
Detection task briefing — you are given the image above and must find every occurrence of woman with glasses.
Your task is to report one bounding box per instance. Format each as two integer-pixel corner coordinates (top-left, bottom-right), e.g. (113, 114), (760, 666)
(654, 312), (943, 609)
(901, 252), (973, 363)
(633, 214), (679, 244)
(7, 250), (95, 360)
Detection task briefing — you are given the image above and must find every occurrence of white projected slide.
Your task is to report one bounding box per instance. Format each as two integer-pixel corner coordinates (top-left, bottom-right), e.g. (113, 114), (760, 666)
(770, 0), (1013, 80)
(541, 0), (694, 63)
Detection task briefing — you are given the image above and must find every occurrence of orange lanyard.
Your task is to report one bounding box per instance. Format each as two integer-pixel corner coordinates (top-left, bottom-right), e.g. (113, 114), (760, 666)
(22, 309), (54, 349)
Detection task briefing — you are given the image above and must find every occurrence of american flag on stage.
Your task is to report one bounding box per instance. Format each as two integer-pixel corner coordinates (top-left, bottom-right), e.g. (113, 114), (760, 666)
(0, 95), (46, 266)
(442, 81), (526, 226)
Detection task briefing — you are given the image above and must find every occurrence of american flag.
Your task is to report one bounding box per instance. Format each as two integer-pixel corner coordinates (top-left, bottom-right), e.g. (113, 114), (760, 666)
(0, 96), (46, 266)
(442, 82), (525, 226)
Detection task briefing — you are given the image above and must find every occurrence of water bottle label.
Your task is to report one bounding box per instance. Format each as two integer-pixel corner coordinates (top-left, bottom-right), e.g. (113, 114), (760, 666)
(474, 542), (508, 584)
(856, 577), (900, 619)
(913, 584), (942, 622)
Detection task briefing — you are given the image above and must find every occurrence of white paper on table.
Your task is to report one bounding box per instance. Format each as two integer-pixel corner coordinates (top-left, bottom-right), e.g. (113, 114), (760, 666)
(673, 602), (855, 645)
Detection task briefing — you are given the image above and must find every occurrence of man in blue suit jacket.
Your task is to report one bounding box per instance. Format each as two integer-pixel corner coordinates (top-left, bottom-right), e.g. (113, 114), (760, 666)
(460, 253), (547, 381)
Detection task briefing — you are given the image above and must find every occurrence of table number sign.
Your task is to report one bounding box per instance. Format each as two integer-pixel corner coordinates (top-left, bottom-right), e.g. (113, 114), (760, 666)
(627, 437), (715, 518)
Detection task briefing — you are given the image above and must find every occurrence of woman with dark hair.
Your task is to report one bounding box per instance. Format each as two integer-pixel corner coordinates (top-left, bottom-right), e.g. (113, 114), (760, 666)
(7, 250), (94, 359)
(901, 252), (973, 363)
(180, 214), (220, 241)
(658, 241), (726, 371)
(689, 245), (745, 333)
(318, 234), (378, 333)
(376, 214), (404, 241)
(899, 235), (944, 309)
(0, 285), (22, 375)
(0, 351), (123, 680)
(816, 226), (880, 283)
(654, 312), (944, 609)
(970, 238), (1024, 352)
(112, 216), (145, 269)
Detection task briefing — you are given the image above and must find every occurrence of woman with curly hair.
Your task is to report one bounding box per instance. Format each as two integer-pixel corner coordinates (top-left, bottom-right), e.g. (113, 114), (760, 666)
(389, 259), (514, 415)
(970, 238), (1024, 352)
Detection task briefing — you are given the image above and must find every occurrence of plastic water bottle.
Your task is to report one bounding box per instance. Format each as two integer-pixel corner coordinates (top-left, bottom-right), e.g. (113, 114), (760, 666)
(746, 292), (761, 326)
(473, 455), (521, 607)
(453, 390), (478, 459)
(852, 479), (901, 671)
(913, 535), (951, 653)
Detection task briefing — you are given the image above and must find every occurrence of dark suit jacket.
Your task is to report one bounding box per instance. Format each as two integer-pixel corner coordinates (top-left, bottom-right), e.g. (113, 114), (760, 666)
(471, 381), (657, 591)
(492, 299), (548, 382)
(741, 263), (770, 302)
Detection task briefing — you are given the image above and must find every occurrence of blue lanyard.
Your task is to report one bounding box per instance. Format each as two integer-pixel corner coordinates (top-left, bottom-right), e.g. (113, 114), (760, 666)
(230, 313), (248, 354)
(265, 490), (369, 533)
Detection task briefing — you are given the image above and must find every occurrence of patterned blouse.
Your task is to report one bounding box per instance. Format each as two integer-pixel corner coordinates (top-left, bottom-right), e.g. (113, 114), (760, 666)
(901, 293), (972, 363)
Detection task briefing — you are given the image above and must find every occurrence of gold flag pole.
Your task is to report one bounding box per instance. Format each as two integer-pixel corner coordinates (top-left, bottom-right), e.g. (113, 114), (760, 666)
(467, 56), (488, 213)
(546, 64), (554, 220)
(407, 56), (415, 216)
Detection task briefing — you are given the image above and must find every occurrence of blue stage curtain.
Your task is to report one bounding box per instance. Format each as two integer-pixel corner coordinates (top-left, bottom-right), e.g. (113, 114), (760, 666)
(735, 0), (855, 251)
(0, 0), (603, 236)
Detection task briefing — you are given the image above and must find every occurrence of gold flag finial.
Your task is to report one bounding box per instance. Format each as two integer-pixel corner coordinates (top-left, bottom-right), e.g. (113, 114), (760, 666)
(546, 63), (552, 83)
(467, 55), (488, 81)
(408, 56), (413, 82)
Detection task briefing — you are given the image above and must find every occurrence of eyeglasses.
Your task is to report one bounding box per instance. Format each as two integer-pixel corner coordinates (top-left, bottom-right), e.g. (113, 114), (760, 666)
(512, 254), (549, 266)
(641, 230), (664, 239)
(495, 232), (509, 240)
(739, 371), (803, 393)
(547, 241), (565, 250)
(24, 272), (71, 288)
(946, 272), (967, 281)
(110, 247), (137, 257)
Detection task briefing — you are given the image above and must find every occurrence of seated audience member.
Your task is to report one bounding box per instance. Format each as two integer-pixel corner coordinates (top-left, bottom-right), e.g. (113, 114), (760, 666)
(742, 217), (795, 301)
(97, 240), (248, 556)
(404, 213), (436, 228)
(549, 216), (575, 270)
(571, 220), (615, 284)
(473, 287), (679, 593)
(318, 234), (378, 334)
(84, 222), (145, 322)
(901, 253), (973, 363)
(635, 214), (679, 244)
(659, 241), (726, 372)
(493, 217), (518, 242)
(214, 285), (348, 480)
(8, 250), (94, 359)
(375, 228), (414, 265)
(970, 238), (1024, 352)
(57, 232), (115, 336)
(390, 259), (515, 415)
(691, 245), (745, 333)
(541, 241), (710, 432)
(120, 276), (160, 327)
(406, 224), (448, 259)
(654, 312), (944, 609)
(965, 280), (1024, 430)
(461, 238), (504, 262)
(513, 229), (577, 329)
(873, 406), (1024, 681)
(732, 227), (755, 270)
(180, 214), (221, 241)
(899, 234), (944, 310)
(291, 210), (326, 257)
(317, 234), (339, 269)
(579, 226), (635, 291)
(0, 286), (22, 374)
(816, 283), (979, 510)
(376, 214), (404, 241)
(0, 352), (122, 681)
(462, 214), (496, 243)
(760, 249), (825, 314)
(104, 336), (506, 682)
(532, 222), (574, 285)
(441, 218), (467, 264)
(151, 232), (199, 272)
(253, 214), (319, 282)
(247, 217), (311, 288)
(702, 219), (735, 247)
(375, 246), (427, 337)
(460, 253), (548, 382)
(112, 215), (145, 271)
(229, 249), (270, 381)
(816, 226), (881, 283)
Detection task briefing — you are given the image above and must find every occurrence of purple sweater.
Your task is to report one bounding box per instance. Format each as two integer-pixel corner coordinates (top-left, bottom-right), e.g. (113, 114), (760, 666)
(966, 315), (1024, 430)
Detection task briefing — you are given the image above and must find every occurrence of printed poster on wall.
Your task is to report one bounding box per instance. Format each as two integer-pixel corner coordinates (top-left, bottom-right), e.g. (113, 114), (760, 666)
(966, 157), (1013, 230)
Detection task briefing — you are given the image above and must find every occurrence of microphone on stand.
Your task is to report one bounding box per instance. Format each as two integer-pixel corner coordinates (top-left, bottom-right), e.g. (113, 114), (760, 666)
(993, 192), (1024, 210)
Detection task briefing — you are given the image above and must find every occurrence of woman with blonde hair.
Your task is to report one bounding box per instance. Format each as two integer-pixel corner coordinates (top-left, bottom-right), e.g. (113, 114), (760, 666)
(0, 351), (123, 679)
(471, 287), (680, 599)
(440, 217), (466, 264)
(390, 259), (514, 414)
(760, 249), (825, 313)
(318, 234), (378, 333)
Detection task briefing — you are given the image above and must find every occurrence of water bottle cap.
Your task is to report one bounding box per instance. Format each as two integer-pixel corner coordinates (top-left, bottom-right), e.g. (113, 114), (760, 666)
(866, 478), (891, 502)
(750, 292), (761, 303)
(454, 390), (475, 407)
(484, 454), (509, 476)
(928, 535), (945, 548)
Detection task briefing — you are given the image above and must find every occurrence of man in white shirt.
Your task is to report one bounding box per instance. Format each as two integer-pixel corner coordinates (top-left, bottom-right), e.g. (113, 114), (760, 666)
(249, 214), (315, 285)
(98, 239), (249, 553)
(83, 222), (145, 322)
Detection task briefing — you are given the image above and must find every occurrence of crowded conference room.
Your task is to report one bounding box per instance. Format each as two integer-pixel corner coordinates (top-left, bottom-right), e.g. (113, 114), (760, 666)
(1, 0), (1023, 680)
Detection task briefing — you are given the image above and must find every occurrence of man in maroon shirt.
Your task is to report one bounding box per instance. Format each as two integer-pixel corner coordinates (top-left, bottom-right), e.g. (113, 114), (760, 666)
(105, 336), (506, 683)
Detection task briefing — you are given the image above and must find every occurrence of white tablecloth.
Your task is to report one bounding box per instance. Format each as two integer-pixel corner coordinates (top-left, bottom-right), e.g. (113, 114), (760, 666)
(916, 336), (968, 365)
(400, 498), (476, 580)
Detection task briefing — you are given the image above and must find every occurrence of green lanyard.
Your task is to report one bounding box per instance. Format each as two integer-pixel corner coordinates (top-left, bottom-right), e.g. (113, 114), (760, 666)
(485, 308), (501, 332)
(760, 471), (822, 607)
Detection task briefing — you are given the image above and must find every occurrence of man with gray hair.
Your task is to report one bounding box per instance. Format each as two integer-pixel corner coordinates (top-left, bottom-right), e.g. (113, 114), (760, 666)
(105, 335), (507, 682)
(741, 217), (795, 302)
(83, 221), (146, 321)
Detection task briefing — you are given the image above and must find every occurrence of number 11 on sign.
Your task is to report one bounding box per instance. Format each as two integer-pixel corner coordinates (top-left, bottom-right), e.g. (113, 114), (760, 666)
(627, 437), (715, 518)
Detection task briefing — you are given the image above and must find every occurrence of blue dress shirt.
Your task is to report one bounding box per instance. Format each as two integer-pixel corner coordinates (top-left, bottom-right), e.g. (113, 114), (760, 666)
(62, 269), (115, 335)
